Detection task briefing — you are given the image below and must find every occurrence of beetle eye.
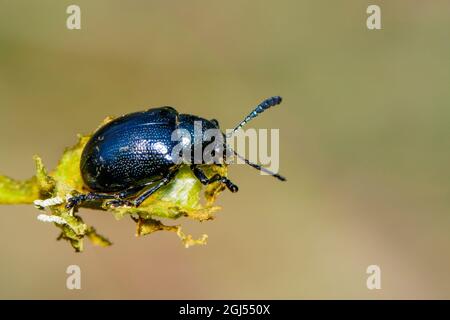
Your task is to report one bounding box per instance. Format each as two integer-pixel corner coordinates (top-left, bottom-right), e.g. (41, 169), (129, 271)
(210, 119), (220, 128)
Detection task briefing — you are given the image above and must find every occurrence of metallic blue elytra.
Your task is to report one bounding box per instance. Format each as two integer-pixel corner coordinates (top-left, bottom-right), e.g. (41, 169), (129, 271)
(81, 107), (217, 192)
(67, 96), (286, 209)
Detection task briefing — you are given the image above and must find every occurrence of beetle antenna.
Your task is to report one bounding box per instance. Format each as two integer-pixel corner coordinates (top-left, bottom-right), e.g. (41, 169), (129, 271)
(227, 147), (286, 181)
(226, 96), (283, 138)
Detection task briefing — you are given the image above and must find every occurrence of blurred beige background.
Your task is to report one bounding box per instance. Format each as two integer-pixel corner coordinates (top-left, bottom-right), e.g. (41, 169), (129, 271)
(0, 0), (449, 299)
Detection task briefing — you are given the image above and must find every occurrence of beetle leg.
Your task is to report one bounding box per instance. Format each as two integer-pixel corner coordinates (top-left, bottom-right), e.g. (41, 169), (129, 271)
(66, 192), (117, 209)
(116, 184), (148, 199)
(190, 165), (238, 192)
(105, 185), (148, 208)
(66, 184), (148, 209)
(131, 169), (180, 207)
(104, 198), (134, 208)
(106, 169), (180, 208)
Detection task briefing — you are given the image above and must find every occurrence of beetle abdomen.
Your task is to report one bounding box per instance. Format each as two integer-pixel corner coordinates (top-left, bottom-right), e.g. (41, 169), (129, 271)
(81, 107), (178, 192)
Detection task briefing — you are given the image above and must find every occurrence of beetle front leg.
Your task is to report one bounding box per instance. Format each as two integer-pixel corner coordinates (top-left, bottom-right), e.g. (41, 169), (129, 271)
(190, 165), (238, 192)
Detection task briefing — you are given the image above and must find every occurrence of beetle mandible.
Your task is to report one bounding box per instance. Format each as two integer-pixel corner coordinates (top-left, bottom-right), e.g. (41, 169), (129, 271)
(66, 96), (286, 209)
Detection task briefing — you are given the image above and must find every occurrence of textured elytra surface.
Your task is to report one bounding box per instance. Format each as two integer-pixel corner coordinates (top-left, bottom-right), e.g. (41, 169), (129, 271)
(81, 107), (179, 192)
(0, 115), (228, 251)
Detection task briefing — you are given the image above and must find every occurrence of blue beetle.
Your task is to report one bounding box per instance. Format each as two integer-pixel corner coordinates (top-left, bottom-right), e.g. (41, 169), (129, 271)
(66, 96), (286, 209)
